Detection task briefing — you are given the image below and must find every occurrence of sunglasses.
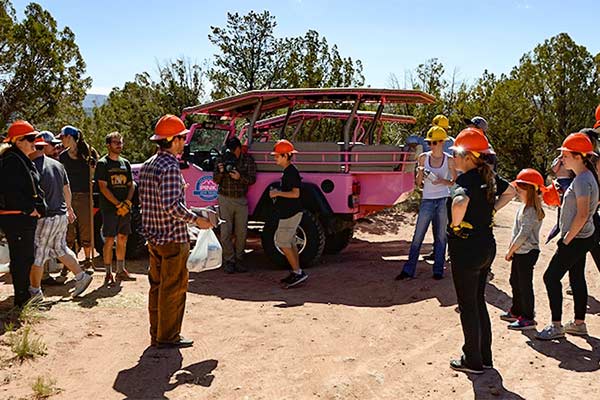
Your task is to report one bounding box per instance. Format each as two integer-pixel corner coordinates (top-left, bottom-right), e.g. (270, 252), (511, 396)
(110, 141), (124, 145)
(430, 140), (442, 145)
(19, 135), (37, 143)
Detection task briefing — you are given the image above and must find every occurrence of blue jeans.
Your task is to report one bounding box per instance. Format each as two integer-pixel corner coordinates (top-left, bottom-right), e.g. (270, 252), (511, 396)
(402, 197), (448, 276)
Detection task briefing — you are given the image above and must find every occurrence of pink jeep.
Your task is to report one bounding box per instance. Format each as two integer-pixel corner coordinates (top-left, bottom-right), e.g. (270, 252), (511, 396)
(131, 88), (434, 266)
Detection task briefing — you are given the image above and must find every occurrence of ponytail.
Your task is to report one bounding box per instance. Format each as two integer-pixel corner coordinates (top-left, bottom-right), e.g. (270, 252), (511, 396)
(73, 131), (98, 165)
(473, 155), (496, 206)
(583, 155), (600, 188)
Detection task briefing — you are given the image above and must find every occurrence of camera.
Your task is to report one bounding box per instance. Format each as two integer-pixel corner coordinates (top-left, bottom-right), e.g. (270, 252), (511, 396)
(222, 148), (238, 173)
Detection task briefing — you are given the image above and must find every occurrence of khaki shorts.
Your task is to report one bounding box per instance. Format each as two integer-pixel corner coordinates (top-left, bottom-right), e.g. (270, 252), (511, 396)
(67, 192), (92, 248)
(274, 212), (302, 248)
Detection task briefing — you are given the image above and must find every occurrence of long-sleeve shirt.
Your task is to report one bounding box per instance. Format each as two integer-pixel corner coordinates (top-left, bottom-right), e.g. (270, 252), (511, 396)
(139, 150), (196, 245)
(212, 153), (256, 198)
(0, 147), (45, 216)
(511, 205), (542, 254)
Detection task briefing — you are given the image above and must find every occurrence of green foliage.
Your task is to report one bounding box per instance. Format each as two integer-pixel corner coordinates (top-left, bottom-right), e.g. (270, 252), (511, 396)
(208, 11), (364, 100)
(0, 0), (90, 131)
(8, 325), (47, 359)
(84, 59), (205, 162)
(31, 376), (59, 399)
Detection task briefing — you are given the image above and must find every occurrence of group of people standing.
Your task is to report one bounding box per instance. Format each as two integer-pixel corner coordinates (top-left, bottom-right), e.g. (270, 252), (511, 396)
(400, 106), (600, 374)
(0, 120), (139, 307)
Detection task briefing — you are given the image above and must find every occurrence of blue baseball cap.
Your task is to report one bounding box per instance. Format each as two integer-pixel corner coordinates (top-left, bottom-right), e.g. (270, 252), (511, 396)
(463, 116), (489, 132)
(39, 131), (61, 145)
(58, 125), (81, 139)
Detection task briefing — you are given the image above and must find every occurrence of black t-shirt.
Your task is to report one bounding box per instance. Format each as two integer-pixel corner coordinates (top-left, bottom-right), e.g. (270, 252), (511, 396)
(495, 174), (509, 197)
(94, 155), (132, 212)
(275, 164), (302, 219)
(59, 151), (90, 193)
(451, 169), (494, 238)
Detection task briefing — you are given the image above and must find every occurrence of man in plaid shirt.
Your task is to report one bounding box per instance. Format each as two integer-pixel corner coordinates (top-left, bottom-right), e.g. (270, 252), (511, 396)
(139, 114), (213, 349)
(213, 137), (256, 273)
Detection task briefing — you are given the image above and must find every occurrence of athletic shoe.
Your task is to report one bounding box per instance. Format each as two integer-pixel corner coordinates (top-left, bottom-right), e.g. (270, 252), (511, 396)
(432, 273), (444, 280)
(280, 273), (296, 284)
(483, 364), (493, 370)
(234, 261), (248, 273)
(395, 271), (413, 280)
(285, 271), (308, 288)
(499, 311), (519, 322)
(535, 324), (565, 340)
(72, 273), (93, 297)
(423, 252), (435, 261)
(449, 359), (484, 374)
(564, 320), (588, 336)
(508, 318), (537, 331)
(223, 262), (236, 274)
(116, 270), (137, 281)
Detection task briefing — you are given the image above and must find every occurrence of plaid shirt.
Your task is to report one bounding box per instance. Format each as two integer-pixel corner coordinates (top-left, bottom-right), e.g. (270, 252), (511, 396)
(139, 150), (196, 245)
(212, 153), (257, 198)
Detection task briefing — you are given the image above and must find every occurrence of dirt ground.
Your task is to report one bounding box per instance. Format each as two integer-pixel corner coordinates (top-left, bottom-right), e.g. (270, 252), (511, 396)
(1, 201), (600, 399)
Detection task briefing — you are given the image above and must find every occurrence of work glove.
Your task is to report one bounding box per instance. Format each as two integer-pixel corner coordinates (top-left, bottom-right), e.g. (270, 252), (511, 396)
(115, 201), (131, 217)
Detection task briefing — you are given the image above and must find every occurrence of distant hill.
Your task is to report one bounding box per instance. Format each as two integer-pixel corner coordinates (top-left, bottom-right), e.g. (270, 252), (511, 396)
(84, 94), (107, 114)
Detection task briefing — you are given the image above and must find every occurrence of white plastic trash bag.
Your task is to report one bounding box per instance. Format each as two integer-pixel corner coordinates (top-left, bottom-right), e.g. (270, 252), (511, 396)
(0, 244), (9, 274)
(187, 229), (222, 272)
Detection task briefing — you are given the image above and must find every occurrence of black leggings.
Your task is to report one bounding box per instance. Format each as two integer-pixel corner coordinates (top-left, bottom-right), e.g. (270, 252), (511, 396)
(449, 236), (496, 370)
(544, 237), (594, 322)
(0, 215), (36, 307)
(509, 250), (539, 320)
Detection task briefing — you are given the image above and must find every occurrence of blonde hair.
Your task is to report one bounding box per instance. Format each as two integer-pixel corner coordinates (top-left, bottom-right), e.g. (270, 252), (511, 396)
(517, 182), (545, 221)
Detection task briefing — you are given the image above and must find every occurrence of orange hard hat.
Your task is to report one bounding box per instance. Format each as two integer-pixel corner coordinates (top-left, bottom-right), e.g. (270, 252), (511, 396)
(150, 114), (189, 141)
(4, 120), (38, 143)
(33, 136), (48, 146)
(270, 139), (298, 155)
(557, 132), (595, 154)
(450, 127), (494, 155)
(542, 181), (561, 206)
(513, 168), (546, 191)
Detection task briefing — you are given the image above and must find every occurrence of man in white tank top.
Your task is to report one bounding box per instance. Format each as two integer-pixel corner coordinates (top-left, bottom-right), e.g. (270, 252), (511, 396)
(396, 126), (457, 280)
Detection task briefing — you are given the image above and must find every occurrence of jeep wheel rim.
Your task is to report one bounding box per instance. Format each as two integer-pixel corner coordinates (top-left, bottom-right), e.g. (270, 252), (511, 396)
(275, 226), (307, 255)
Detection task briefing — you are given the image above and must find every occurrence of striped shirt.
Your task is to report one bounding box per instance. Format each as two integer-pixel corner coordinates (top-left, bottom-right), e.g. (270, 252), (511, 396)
(139, 150), (196, 245)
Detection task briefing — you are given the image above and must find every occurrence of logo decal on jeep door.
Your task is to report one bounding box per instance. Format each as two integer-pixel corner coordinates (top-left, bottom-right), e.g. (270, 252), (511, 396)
(193, 176), (218, 201)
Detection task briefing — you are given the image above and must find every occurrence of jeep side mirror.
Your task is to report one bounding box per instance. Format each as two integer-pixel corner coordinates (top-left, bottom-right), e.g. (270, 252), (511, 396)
(183, 144), (191, 161)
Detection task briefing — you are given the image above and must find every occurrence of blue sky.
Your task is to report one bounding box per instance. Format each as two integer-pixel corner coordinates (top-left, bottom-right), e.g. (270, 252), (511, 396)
(12, 0), (600, 96)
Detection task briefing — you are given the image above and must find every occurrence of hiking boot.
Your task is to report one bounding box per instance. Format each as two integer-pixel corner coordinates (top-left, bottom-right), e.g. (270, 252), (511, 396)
(499, 311), (519, 322)
(449, 359), (484, 375)
(284, 271), (308, 288)
(508, 317), (537, 331)
(564, 320), (588, 336)
(116, 270), (137, 281)
(41, 276), (64, 286)
(72, 273), (93, 297)
(535, 324), (565, 340)
(157, 336), (194, 349)
(223, 262), (236, 274)
(234, 261), (248, 273)
(395, 271), (413, 280)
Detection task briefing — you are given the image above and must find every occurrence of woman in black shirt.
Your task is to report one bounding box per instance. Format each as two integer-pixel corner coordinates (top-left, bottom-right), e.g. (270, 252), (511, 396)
(0, 120), (46, 307)
(447, 128), (497, 374)
(58, 125), (98, 269)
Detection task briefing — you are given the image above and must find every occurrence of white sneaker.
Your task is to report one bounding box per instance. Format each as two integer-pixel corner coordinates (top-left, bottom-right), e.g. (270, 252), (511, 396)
(564, 321), (588, 336)
(72, 273), (93, 297)
(535, 324), (565, 340)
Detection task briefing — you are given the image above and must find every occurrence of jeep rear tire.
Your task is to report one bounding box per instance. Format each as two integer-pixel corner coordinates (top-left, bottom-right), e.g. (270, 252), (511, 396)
(261, 211), (325, 268)
(324, 227), (354, 254)
(93, 206), (147, 260)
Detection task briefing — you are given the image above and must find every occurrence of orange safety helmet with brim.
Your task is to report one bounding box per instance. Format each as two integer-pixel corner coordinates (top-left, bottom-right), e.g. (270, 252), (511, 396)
(512, 168), (546, 192)
(449, 127), (494, 157)
(150, 114), (189, 141)
(557, 132), (596, 155)
(270, 139), (298, 155)
(3, 120), (39, 143)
